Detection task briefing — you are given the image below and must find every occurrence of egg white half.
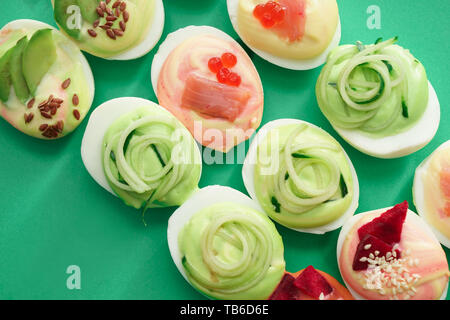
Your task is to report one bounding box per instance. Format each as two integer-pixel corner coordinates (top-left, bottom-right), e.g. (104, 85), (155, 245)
(226, 0), (341, 70)
(336, 208), (448, 300)
(333, 81), (440, 159)
(242, 118), (359, 234)
(51, 0), (165, 61)
(150, 25), (239, 94)
(1, 19), (95, 107)
(413, 140), (450, 248)
(167, 185), (265, 297)
(80, 97), (202, 196)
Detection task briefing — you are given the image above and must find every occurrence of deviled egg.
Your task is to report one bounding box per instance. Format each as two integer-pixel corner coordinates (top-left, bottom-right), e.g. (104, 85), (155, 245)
(227, 0), (341, 70)
(0, 19), (94, 139)
(81, 97), (202, 210)
(151, 25), (264, 153)
(413, 140), (450, 248)
(242, 119), (359, 234)
(167, 185), (285, 300)
(316, 37), (440, 158)
(337, 201), (449, 300)
(52, 0), (164, 60)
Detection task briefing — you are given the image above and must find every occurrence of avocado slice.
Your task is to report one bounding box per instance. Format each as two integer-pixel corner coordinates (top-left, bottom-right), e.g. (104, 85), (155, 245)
(22, 29), (57, 95)
(10, 36), (30, 103)
(0, 47), (14, 102)
(54, 0), (82, 39)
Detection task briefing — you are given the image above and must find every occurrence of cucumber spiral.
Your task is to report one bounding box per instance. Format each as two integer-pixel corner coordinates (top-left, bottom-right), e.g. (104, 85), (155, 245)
(103, 107), (200, 209)
(316, 37), (427, 133)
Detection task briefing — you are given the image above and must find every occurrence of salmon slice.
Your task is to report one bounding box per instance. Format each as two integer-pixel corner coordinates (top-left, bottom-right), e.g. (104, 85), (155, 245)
(274, 0), (306, 42)
(181, 73), (250, 122)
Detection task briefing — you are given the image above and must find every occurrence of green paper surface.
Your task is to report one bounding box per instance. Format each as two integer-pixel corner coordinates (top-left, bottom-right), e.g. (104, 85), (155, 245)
(0, 0), (448, 300)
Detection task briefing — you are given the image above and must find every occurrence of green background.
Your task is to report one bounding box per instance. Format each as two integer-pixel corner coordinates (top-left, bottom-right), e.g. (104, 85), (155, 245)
(0, 0), (448, 300)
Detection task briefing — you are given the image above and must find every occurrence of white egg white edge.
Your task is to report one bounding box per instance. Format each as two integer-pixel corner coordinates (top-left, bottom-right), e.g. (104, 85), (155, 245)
(1, 19), (95, 106)
(50, 0), (165, 61)
(167, 185), (266, 299)
(334, 81), (440, 159)
(336, 207), (448, 300)
(413, 140), (450, 249)
(150, 25), (239, 95)
(242, 118), (360, 234)
(226, 0), (342, 70)
(80, 97), (202, 197)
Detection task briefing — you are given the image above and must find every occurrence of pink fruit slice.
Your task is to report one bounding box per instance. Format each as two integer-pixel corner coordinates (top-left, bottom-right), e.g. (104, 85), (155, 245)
(293, 265), (333, 299)
(358, 201), (408, 245)
(181, 73), (250, 122)
(268, 273), (298, 300)
(352, 234), (401, 271)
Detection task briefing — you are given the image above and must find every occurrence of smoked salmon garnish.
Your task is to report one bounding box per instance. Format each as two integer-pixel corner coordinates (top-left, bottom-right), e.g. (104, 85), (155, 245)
(181, 73), (250, 122)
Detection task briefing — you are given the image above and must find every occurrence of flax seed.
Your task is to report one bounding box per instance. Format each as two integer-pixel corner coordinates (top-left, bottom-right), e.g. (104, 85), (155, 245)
(106, 29), (116, 39)
(106, 7), (113, 15)
(119, 21), (126, 31)
(120, 2), (126, 11)
(27, 98), (35, 109)
(73, 109), (81, 120)
(57, 120), (64, 132)
(112, 0), (121, 9)
(113, 29), (123, 37)
(62, 78), (71, 89)
(41, 112), (52, 119)
(93, 20), (100, 28)
(123, 10), (129, 22)
(96, 7), (104, 17)
(39, 124), (49, 131)
(106, 15), (117, 21)
(88, 29), (97, 37)
(100, 1), (106, 11)
(72, 94), (79, 106)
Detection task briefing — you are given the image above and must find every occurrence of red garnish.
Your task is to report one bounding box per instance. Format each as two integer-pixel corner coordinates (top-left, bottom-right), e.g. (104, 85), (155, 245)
(226, 72), (241, 87)
(253, 1), (286, 29)
(293, 266), (333, 299)
(216, 67), (231, 84)
(352, 234), (401, 271)
(208, 57), (223, 74)
(358, 201), (408, 245)
(221, 52), (237, 68)
(268, 273), (298, 300)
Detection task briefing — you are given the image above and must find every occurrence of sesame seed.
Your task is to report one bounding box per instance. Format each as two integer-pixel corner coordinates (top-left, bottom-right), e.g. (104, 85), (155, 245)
(364, 244), (372, 250)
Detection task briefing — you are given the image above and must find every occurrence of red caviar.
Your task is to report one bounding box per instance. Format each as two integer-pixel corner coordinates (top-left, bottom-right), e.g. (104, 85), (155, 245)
(221, 52), (237, 68)
(208, 57), (223, 73)
(226, 72), (241, 87)
(208, 52), (241, 87)
(216, 67), (231, 84)
(253, 1), (286, 28)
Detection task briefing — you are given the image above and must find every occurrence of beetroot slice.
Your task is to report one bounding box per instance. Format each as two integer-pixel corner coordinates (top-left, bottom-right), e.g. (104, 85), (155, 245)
(357, 201), (408, 245)
(293, 265), (333, 299)
(268, 273), (298, 300)
(352, 234), (401, 271)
